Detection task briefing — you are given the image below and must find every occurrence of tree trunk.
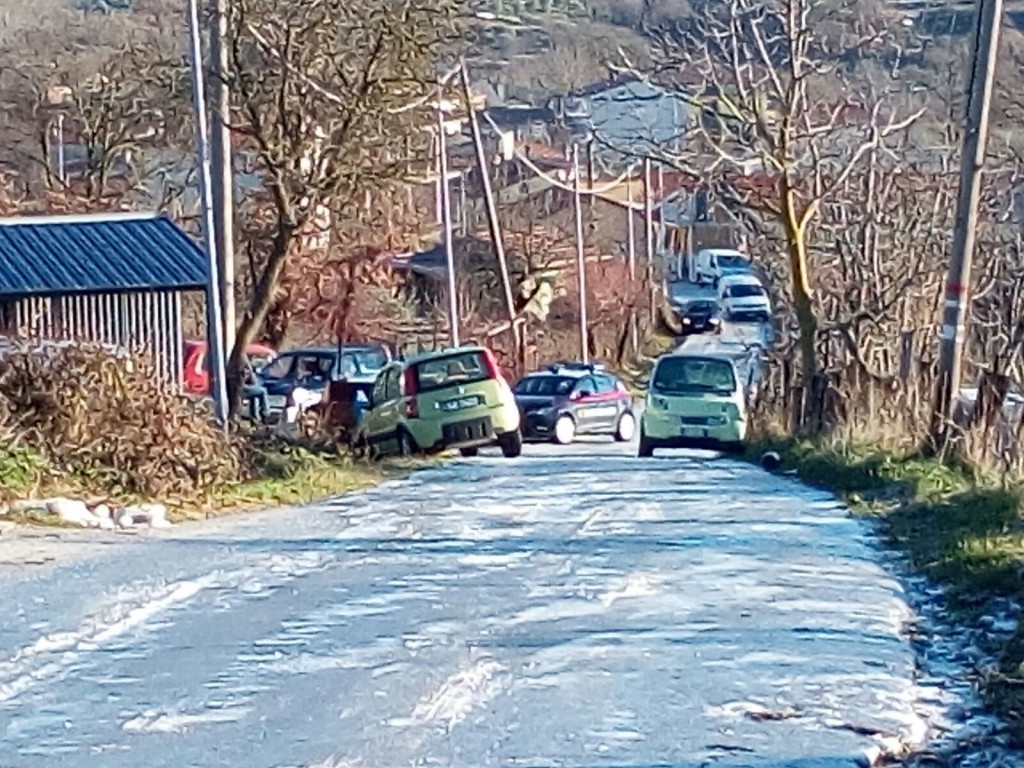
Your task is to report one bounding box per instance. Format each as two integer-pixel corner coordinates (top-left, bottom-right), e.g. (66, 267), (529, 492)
(781, 183), (819, 434)
(225, 224), (294, 417)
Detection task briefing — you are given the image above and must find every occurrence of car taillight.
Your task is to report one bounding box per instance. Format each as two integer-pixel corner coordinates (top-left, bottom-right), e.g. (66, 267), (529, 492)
(482, 349), (504, 382)
(403, 367), (419, 418)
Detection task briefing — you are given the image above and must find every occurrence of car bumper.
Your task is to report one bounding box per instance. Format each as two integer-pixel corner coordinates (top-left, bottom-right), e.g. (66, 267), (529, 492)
(410, 406), (520, 452)
(520, 410), (558, 440)
(642, 411), (746, 446)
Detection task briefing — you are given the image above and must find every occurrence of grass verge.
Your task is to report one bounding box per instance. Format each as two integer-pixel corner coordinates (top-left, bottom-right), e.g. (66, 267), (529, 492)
(747, 433), (1024, 744)
(2, 441), (432, 526)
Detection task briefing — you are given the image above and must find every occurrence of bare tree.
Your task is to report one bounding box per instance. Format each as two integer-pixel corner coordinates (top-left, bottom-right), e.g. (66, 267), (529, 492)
(222, 0), (466, 414)
(631, 0), (924, 430)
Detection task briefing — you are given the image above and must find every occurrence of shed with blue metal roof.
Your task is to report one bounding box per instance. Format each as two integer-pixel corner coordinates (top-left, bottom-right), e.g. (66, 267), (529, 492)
(0, 211), (209, 387)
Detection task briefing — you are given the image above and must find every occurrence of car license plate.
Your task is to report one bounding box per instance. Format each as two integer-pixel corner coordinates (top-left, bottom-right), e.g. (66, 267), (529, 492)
(267, 395), (287, 409)
(442, 395), (482, 412)
(681, 424), (707, 438)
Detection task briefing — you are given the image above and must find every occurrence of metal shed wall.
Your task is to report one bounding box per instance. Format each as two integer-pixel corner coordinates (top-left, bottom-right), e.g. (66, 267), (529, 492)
(1, 289), (188, 389)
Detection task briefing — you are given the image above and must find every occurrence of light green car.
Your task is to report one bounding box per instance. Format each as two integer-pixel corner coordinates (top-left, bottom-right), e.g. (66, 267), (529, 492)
(638, 352), (748, 456)
(355, 346), (523, 459)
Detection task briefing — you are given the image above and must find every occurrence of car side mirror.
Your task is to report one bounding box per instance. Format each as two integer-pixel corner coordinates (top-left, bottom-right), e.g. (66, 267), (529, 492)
(578, 389), (594, 399)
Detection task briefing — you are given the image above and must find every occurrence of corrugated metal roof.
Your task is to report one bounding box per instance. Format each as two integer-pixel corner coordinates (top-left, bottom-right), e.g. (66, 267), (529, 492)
(0, 211), (207, 297)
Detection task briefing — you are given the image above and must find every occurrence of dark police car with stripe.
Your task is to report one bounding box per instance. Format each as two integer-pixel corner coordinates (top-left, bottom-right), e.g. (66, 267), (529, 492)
(513, 362), (637, 445)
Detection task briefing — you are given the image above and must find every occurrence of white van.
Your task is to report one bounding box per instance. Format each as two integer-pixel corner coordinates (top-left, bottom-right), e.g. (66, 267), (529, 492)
(718, 274), (771, 321)
(692, 248), (753, 286)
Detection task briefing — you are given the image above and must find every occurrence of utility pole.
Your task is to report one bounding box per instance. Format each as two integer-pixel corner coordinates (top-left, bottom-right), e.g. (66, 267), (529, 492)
(187, 0), (228, 427)
(644, 158), (656, 323)
(930, 0), (1004, 450)
(436, 81), (460, 347)
(573, 145), (589, 364)
(460, 59), (517, 334)
(210, 0), (236, 358)
(586, 139), (595, 214)
(626, 174), (636, 279)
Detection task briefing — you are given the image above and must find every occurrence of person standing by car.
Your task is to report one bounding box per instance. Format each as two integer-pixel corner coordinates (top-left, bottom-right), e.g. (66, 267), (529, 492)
(242, 359), (270, 423)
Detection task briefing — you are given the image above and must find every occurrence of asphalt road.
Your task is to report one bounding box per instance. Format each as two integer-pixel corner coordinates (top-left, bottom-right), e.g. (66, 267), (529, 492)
(0, 439), (939, 768)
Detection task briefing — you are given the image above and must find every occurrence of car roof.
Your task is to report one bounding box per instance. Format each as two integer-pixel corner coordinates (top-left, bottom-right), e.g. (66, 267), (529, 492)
(402, 345), (489, 365)
(277, 344), (383, 356)
(719, 273), (762, 286)
(658, 351), (737, 366)
(699, 248), (748, 258)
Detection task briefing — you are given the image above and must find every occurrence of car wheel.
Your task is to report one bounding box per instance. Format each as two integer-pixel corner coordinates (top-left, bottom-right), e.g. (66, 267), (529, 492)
(614, 411), (636, 442)
(397, 429), (416, 457)
(459, 446), (479, 457)
(637, 429), (654, 457)
(552, 415), (576, 445)
(498, 430), (523, 458)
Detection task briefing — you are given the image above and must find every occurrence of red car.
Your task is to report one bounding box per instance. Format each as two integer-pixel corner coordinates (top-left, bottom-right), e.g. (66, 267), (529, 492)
(182, 339), (276, 396)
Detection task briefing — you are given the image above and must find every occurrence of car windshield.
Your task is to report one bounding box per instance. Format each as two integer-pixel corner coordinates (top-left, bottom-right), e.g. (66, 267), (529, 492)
(261, 352), (334, 382)
(728, 284), (765, 298)
(688, 301), (716, 314)
(514, 375), (576, 396)
(347, 347), (388, 372)
(718, 254), (749, 268)
(652, 356), (736, 395)
(260, 354), (294, 380)
(414, 350), (490, 393)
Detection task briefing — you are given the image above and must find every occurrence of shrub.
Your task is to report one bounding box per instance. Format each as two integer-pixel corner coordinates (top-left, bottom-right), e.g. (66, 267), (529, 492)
(0, 342), (243, 499)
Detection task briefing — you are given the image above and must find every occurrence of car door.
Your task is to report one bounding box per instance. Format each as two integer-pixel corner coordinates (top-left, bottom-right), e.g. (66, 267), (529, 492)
(572, 375), (600, 433)
(378, 366), (405, 453)
(362, 368), (391, 448)
(592, 374), (622, 431)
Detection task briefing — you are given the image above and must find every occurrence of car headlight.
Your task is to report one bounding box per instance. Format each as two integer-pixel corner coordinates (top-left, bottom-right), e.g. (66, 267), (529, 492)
(706, 415), (727, 426)
(650, 396), (669, 410)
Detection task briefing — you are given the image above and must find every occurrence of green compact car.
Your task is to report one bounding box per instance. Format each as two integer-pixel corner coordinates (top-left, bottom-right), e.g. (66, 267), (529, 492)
(355, 346), (523, 459)
(638, 352), (748, 457)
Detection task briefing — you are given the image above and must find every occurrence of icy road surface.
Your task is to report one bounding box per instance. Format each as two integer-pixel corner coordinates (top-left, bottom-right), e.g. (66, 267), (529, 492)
(0, 444), (929, 768)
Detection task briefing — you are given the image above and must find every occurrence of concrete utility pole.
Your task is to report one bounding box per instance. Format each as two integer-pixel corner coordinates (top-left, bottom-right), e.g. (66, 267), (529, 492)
(460, 59), (517, 332)
(436, 81), (460, 347)
(573, 145), (589, 364)
(930, 0), (1004, 449)
(644, 158), (656, 323)
(187, 0), (228, 427)
(210, 0), (236, 357)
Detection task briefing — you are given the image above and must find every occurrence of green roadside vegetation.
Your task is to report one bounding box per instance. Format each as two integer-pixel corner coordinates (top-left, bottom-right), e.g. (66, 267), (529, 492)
(745, 434), (1024, 745)
(0, 437), (431, 525)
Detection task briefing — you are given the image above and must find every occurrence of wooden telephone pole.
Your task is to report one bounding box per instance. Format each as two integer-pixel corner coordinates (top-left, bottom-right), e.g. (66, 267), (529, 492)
(930, 0), (1004, 449)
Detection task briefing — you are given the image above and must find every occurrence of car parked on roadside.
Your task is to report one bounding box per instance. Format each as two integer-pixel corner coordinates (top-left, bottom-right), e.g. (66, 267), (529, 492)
(718, 274), (772, 322)
(673, 298), (722, 336)
(514, 362), (636, 445)
(182, 339), (276, 397)
(638, 352), (748, 456)
(353, 345), (522, 459)
(257, 343), (391, 415)
(693, 247), (753, 286)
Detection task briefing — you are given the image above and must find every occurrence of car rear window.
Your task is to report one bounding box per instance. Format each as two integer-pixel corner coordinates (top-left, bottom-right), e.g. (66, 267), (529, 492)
(414, 350), (490, 393)
(514, 375), (575, 396)
(652, 356), (736, 395)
